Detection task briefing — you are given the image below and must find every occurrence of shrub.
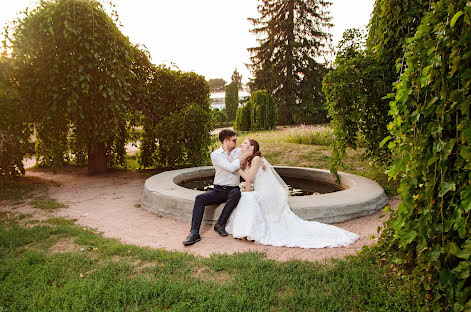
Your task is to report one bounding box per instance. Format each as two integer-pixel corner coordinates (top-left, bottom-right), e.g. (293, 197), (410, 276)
(138, 66), (212, 168)
(234, 101), (252, 131)
(234, 90), (276, 131)
(250, 90), (277, 130)
(224, 81), (238, 121)
(323, 30), (392, 174)
(381, 1), (471, 309)
(0, 56), (31, 185)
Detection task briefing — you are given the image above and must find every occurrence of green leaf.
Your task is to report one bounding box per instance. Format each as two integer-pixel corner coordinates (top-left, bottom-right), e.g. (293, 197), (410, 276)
(438, 181), (456, 197)
(455, 249), (471, 260)
(402, 230), (417, 246)
(463, 127), (471, 144)
(460, 186), (471, 212)
(439, 268), (451, 285)
(460, 145), (471, 162)
(379, 136), (391, 148)
(450, 11), (464, 28)
(452, 261), (470, 279)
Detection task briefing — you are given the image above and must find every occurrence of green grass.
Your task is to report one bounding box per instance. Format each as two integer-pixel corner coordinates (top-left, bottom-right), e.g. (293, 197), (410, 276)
(285, 124), (334, 146)
(0, 214), (425, 311)
(30, 197), (68, 211)
(0, 178), (426, 311)
(0, 130), (410, 310)
(236, 128), (399, 196)
(0, 176), (47, 202)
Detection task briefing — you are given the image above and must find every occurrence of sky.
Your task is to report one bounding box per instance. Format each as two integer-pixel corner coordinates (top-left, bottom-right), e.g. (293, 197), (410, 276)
(0, 0), (374, 84)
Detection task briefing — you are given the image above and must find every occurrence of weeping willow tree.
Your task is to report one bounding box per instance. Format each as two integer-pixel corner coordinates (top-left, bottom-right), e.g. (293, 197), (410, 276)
(4, 0), (148, 174)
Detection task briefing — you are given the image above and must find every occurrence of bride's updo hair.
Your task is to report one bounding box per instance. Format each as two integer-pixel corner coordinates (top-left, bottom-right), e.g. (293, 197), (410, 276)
(247, 139), (262, 167)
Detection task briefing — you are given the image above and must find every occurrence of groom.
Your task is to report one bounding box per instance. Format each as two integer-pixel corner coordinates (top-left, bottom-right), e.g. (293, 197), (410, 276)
(183, 129), (251, 246)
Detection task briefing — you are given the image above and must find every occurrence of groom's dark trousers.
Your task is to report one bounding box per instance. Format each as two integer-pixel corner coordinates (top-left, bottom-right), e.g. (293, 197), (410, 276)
(190, 185), (241, 235)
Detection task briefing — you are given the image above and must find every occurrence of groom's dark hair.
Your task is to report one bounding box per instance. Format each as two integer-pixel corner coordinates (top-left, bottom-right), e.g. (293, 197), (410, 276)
(219, 129), (237, 143)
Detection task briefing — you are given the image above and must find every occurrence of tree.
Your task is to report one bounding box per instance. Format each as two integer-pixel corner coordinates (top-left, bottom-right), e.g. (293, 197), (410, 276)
(138, 66), (212, 169)
(323, 29), (391, 172)
(0, 56), (31, 185)
(231, 68), (243, 90)
(5, 0), (147, 174)
(323, 0), (430, 172)
(225, 82), (239, 121)
(381, 1), (471, 308)
(248, 0), (332, 124)
(208, 78), (226, 92)
(234, 90), (276, 131)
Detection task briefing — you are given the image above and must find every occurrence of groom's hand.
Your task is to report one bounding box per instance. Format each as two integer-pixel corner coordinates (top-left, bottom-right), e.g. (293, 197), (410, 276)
(239, 150), (252, 166)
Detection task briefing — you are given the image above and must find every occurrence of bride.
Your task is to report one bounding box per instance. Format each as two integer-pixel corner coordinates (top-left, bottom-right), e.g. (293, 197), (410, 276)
(225, 138), (359, 248)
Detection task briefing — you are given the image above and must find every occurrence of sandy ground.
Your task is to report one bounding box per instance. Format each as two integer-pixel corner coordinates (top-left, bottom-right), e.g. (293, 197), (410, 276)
(9, 165), (397, 262)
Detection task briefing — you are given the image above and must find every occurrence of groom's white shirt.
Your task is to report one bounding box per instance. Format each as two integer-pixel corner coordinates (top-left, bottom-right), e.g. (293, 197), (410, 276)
(211, 147), (241, 187)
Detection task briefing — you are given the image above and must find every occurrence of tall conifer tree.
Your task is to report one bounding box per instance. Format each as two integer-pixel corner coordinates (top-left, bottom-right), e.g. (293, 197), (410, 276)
(248, 0), (332, 124)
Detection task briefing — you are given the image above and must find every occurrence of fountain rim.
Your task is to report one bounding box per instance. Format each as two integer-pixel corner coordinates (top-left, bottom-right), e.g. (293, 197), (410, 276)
(142, 165), (388, 224)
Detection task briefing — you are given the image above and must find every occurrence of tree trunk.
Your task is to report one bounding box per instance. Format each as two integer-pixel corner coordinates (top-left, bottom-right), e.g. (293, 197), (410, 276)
(88, 142), (106, 175)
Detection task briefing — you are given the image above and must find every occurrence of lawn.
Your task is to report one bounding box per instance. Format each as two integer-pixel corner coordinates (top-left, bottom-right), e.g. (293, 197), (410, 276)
(236, 127), (399, 196)
(0, 128), (419, 311)
(0, 178), (423, 311)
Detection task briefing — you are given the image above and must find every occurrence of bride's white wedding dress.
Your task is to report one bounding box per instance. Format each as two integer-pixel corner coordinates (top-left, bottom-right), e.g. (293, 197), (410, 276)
(225, 159), (359, 248)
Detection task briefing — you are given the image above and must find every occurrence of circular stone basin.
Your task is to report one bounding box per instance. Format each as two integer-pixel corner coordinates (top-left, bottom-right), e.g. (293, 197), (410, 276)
(178, 175), (342, 196)
(141, 166), (388, 224)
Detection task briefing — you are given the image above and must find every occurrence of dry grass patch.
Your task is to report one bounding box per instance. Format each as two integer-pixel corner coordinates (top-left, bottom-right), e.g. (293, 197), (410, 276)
(48, 237), (81, 254)
(192, 266), (234, 284)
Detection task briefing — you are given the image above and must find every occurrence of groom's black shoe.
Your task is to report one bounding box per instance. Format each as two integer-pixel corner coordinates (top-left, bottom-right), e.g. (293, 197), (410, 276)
(183, 233), (201, 246)
(214, 223), (229, 236)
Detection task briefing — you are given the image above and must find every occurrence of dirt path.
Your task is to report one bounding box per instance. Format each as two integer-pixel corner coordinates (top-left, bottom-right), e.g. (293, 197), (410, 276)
(22, 168), (396, 262)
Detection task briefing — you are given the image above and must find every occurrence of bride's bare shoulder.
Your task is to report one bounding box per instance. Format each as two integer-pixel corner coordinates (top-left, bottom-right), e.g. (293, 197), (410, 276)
(252, 156), (262, 163)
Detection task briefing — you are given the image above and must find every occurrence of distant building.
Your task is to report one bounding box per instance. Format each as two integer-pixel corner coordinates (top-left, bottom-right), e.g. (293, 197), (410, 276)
(210, 90), (251, 110)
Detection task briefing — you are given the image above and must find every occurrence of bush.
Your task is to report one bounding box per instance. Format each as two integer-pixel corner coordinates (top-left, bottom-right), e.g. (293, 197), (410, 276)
(234, 90), (276, 131)
(323, 29), (392, 174)
(381, 1), (471, 309)
(224, 81), (238, 121)
(234, 101), (252, 131)
(0, 56), (31, 185)
(138, 66), (212, 168)
(212, 108), (228, 123)
(250, 90), (277, 130)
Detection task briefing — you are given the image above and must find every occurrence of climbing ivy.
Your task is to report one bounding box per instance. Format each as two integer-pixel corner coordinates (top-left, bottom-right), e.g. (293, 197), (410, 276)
(380, 0), (471, 309)
(324, 0), (430, 174)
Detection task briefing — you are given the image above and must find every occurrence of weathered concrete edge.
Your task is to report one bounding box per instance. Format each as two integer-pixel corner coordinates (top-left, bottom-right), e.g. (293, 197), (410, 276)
(141, 166), (388, 224)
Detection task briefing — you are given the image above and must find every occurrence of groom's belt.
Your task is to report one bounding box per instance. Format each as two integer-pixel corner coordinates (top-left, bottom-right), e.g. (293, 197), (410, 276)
(214, 184), (239, 190)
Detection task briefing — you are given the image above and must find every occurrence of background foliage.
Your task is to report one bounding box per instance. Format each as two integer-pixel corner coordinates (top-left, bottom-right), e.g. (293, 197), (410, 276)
(234, 90), (276, 131)
(224, 81), (238, 122)
(380, 0), (471, 309)
(324, 0), (430, 173)
(0, 56), (31, 185)
(2, 0), (214, 175)
(207, 78), (226, 92)
(323, 29), (391, 173)
(248, 0), (332, 124)
(138, 66), (212, 168)
(4, 0), (145, 174)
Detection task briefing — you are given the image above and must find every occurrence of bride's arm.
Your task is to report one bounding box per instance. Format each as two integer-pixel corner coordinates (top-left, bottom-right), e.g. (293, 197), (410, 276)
(238, 156), (261, 191)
